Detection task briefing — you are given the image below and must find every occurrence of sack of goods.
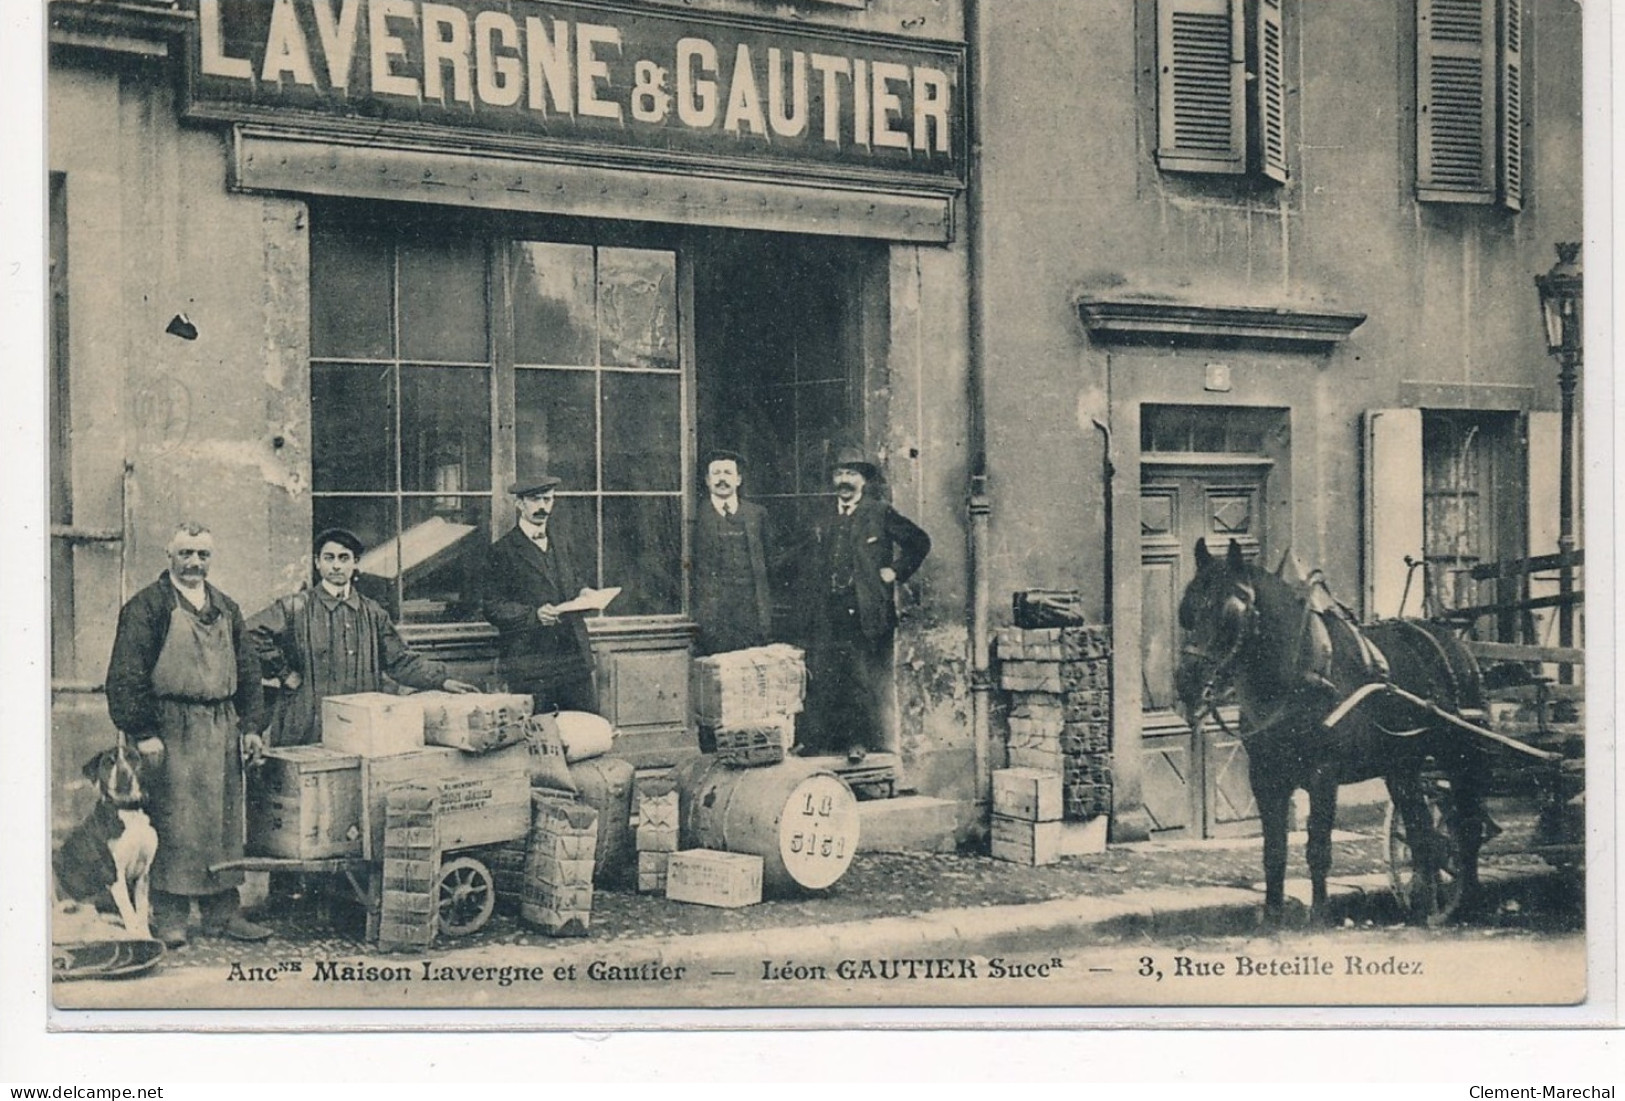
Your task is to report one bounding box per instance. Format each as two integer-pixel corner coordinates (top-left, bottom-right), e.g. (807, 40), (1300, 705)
(419, 692), (533, 753)
(522, 799), (599, 937)
(553, 710), (615, 763)
(692, 644), (807, 730)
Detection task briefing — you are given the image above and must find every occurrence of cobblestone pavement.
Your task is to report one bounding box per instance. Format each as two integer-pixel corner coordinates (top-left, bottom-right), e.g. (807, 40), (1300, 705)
(150, 805), (1566, 968)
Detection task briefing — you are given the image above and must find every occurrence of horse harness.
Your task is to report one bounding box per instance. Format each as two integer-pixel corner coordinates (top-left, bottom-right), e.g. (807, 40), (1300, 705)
(1185, 571), (1405, 744)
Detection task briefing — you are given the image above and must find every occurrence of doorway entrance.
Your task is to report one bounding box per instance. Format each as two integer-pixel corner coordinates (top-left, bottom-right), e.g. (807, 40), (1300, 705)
(1136, 405), (1287, 838)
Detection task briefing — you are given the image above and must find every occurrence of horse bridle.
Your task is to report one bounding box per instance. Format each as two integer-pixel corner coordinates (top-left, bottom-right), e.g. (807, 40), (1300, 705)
(1181, 576), (1259, 738)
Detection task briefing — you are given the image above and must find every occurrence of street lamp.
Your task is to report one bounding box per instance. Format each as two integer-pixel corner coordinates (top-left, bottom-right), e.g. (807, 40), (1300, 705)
(1533, 243), (1582, 682)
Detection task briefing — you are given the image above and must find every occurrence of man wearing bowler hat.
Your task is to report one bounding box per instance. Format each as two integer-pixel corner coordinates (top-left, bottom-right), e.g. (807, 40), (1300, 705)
(691, 449), (775, 656)
(482, 471), (598, 713)
(798, 447), (931, 761)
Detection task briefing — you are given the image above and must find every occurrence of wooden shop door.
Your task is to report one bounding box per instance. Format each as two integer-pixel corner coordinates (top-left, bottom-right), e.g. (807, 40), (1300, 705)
(1139, 462), (1270, 839)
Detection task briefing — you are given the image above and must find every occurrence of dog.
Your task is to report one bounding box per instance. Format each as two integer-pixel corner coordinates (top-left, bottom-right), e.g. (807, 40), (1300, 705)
(53, 741), (158, 941)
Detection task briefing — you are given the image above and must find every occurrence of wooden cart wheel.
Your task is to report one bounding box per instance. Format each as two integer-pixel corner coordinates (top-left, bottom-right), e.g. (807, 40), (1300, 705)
(436, 856), (496, 938)
(1385, 779), (1464, 924)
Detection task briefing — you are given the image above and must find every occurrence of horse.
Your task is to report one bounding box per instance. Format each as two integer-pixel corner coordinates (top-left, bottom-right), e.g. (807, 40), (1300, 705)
(1173, 538), (1492, 926)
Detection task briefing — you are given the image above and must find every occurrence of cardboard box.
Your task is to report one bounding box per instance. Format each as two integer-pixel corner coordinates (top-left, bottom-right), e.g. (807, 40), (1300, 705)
(360, 745), (531, 859)
(418, 692), (533, 753)
(999, 661), (1063, 694)
(992, 767), (1064, 823)
(636, 784), (679, 830)
(527, 853), (595, 888)
(665, 850), (763, 908)
(636, 823), (680, 853)
(1008, 749), (1066, 776)
(637, 851), (670, 893)
(323, 692), (426, 757)
(247, 745), (363, 859)
(990, 815), (1063, 866)
(520, 880), (594, 937)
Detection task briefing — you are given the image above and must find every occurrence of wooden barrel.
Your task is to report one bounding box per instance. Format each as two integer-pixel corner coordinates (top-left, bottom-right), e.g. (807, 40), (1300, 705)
(567, 756), (636, 887)
(673, 756), (860, 894)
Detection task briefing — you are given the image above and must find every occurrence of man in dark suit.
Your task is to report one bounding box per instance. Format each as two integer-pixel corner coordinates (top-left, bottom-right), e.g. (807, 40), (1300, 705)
(691, 450), (774, 656)
(481, 472), (597, 713)
(799, 448), (932, 760)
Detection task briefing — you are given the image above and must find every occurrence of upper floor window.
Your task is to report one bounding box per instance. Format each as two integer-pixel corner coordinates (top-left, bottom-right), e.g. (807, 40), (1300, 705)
(1417, 0), (1524, 209)
(1155, 0), (1288, 183)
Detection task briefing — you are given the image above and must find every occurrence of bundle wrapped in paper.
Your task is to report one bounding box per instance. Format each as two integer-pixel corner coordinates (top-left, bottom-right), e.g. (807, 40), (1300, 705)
(419, 692), (534, 753)
(692, 644), (807, 730)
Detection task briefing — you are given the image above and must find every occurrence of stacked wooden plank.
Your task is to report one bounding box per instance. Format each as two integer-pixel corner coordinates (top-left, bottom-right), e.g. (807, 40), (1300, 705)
(634, 778), (681, 894)
(376, 784), (439, 952)
(692, 645), (806, 767)
(996, 624), (1112, 822)
(521, 799), (599, 937)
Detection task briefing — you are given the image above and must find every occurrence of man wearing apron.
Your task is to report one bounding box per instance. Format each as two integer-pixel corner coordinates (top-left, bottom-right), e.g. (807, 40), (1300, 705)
(106, 522), (268, 948)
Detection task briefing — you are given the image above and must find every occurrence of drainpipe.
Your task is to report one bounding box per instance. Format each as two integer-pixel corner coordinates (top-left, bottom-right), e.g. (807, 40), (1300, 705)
(965, 0), (993, 811)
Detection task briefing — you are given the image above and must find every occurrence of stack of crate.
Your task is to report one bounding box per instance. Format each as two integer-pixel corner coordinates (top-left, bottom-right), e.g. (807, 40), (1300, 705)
(990, 766), (1063, 866)
(996, 624), (1112, 821)
(634, 779), (681, 894)
(692, 644), (806, 766)
(377, 784), (439, 952)
(521, 800), (599, 937)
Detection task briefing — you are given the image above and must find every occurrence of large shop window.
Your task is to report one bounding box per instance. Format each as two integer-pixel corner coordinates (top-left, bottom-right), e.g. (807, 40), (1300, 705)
(310, 220), (684, 624)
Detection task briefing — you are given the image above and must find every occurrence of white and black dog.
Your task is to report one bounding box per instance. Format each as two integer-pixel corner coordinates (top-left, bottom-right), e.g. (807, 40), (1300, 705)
(53, 739), (158, 941)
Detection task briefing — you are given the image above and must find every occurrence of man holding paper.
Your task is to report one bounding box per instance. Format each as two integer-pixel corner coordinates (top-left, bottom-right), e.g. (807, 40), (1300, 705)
(481, 471), (604, 713)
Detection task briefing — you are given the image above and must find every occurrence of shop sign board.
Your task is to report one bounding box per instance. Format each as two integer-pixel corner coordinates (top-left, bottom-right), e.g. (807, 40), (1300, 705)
(183, 0), (965, 190)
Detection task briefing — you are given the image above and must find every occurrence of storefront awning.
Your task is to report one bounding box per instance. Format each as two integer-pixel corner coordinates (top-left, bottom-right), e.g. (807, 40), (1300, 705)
(231, 127), (954, 244)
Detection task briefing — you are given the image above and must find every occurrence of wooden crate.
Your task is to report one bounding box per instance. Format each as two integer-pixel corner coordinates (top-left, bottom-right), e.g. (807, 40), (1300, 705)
(990, 815), (1063, 866)
(247, 745), (362, 859)
(360, 745), (531, 860)
(665, 850), (763, 908)
(992, 767), (1063, 823)
(323, 692), (426, 758)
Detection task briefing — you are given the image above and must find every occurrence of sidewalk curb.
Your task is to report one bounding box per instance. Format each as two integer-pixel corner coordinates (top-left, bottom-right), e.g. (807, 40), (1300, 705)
(431, 864), (1561, 976)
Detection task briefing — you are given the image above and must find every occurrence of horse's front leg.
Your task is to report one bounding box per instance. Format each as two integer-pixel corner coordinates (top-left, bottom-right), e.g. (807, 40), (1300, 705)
(1449, 756), (1489, 920)
(1305, 776), (1339, 925)
(1253, 769), (1293, 929)
(1387, 773), (1440, 926)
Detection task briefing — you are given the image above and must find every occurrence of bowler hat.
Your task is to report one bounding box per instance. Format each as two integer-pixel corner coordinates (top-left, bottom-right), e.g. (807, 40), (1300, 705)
(313, 527), (365, 558)
(509, 471), (562, 497)
(828, 446), (880, 482)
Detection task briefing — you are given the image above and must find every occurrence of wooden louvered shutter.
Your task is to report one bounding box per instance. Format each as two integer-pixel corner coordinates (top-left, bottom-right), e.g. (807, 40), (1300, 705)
(1417, 0), (1497, 202)
(1253, 0), (1288, 182)
(1158, 0), (1246, 174)
(1498, 0), (1524, 210)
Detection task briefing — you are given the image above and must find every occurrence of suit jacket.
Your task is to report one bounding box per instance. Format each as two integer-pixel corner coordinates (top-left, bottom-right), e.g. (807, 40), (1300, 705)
(801, 495), (932, 642)
(691, 497), (773, 652)
(481, 524), (594, 693)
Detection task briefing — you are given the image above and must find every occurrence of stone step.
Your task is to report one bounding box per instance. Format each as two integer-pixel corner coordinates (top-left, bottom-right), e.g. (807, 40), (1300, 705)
(857, 795), (959, 854)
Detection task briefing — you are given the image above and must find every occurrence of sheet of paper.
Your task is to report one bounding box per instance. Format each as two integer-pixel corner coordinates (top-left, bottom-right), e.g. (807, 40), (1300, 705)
(549, 586), (621, 615)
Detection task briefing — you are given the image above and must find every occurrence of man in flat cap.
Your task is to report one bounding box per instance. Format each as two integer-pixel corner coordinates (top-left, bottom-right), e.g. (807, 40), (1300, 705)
(247, 528), (479, 748)
(691, 449), (775, 656)
(797, 448), (931, 761)
(482, 472), (599, 713)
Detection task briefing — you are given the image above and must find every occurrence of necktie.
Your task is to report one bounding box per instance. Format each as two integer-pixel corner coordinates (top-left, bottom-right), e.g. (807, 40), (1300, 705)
(532, 526), (548, 552)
